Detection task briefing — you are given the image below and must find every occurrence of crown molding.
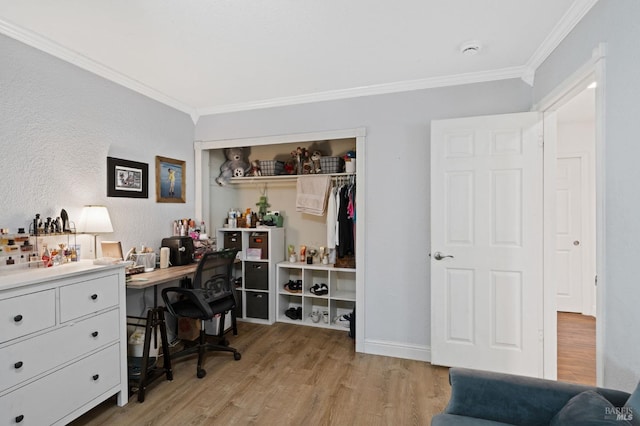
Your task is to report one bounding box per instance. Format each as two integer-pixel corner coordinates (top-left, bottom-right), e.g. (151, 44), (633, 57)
(197, 66), (527, 116)
(0, 18), (196, 119)
(523, 0), (600, 85)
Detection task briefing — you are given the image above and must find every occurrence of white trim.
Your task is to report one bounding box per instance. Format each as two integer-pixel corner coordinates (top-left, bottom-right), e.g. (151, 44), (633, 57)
(0, 18), (197, 119)
(542, 110), (559, 379)
(533, 44), (606, 111)
(194, 127), (367, 353)
(364, 339), (431, 363)
(196, 67), (526, 116)
(523, 0), (600, 85)
(196, 128), (366, 150)
(593, 52), (606, 387)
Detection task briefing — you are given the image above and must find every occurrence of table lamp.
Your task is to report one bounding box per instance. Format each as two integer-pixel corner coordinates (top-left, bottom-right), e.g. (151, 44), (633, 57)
(78, 205), (113, 258)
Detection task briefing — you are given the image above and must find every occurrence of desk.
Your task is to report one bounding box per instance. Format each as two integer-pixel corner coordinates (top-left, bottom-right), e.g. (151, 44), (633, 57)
(126, 263), (198, 290)
(125, 264), (197, 402)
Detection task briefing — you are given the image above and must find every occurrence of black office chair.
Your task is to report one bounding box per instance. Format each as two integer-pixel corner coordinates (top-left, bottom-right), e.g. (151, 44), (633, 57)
(162, 248), (241, 378)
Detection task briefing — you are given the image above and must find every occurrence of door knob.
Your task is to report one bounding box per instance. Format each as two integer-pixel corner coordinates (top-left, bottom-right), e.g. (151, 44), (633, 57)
(433, 252), (454, 260)
(573, 240), (580, 246)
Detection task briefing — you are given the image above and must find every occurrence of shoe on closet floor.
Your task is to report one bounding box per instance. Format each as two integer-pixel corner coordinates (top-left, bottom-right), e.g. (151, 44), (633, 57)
(336, 314), (351, 328)
(310, 310), (320, 323)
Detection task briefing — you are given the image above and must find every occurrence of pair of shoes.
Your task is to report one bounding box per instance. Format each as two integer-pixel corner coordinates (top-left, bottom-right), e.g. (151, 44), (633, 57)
(284, 279), (302, 293)
(309, 283), (328, 296)
(323, 311), (329, 324)
(335, 313), (352, 328)
(285, 306), (302, 320)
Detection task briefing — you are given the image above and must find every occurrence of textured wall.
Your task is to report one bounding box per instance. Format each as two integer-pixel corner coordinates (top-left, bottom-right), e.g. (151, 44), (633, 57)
(0, 33), (195, 261)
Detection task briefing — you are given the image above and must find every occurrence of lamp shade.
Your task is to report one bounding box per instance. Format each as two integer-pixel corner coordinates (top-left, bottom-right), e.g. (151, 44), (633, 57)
(78, 205), (113, 234)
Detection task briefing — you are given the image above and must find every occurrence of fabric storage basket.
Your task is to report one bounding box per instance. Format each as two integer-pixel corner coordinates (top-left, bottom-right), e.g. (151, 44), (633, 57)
(260, 160), (284, 176)
(320, 156), (343, 174)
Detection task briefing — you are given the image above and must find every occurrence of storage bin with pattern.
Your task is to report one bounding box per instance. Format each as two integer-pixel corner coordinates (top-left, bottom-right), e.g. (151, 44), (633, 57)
(259, 160), (285, 176)
(320, 156), (344, 174)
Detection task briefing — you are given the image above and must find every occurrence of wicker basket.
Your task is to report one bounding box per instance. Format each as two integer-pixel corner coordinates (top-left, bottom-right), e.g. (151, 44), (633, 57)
(320, 156), (344, 174)
(260, 160), (285, 176)
(335, 255), (355, 269)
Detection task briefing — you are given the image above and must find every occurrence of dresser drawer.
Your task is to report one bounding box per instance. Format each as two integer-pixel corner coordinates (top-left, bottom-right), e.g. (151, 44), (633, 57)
(0, 290), (55, 344)
(59, 274), (119, 322)
(0, 309), (120, 393)
(0, 343), (121, 426)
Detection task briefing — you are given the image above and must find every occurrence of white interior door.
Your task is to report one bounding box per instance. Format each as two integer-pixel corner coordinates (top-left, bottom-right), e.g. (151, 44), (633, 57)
(555, 156), (584, 313)
(430, 112), (544, 377)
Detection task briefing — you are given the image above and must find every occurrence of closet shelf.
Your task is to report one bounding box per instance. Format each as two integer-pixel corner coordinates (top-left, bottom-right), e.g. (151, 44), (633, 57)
(228, 172), (355, 185)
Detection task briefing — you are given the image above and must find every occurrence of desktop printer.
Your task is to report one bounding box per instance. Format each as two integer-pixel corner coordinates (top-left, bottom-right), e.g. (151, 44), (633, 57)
(161, 236), (194, 266)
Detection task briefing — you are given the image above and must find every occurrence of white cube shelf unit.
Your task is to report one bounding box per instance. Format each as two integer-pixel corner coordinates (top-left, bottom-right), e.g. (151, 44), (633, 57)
(216, 227), (285, 324)
(276, 262), (355, 330)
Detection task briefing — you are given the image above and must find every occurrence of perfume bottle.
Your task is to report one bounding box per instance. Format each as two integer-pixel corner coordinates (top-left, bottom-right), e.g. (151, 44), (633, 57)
(42, 244), (52, 267)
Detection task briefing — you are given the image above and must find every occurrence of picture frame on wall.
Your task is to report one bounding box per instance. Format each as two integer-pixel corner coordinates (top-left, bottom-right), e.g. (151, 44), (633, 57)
(107, 157), (149, 198)
(156, 156), (186, 203)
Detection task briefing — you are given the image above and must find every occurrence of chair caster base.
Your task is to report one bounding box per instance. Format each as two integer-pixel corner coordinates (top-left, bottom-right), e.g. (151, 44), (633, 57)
(197, 368), (207, 379)
(234, 352), (241, 361)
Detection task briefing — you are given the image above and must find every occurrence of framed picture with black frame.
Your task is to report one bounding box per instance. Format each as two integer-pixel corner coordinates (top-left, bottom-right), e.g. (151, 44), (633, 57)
(156, 156), (186, 203)
(106, 156), (149, 198)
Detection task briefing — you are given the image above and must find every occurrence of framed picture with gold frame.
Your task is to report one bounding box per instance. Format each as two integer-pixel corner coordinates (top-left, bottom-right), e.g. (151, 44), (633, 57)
(156, 156), (186, 203)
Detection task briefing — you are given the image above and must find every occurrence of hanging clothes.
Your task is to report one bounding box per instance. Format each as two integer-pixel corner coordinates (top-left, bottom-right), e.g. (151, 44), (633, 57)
(326, 186), (338, 248)
(337, 184), (354, 257)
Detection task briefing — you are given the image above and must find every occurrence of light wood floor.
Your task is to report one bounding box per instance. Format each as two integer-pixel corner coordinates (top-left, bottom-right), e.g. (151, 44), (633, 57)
(557, 312), (596, 385)
(71, 322), (451, 426)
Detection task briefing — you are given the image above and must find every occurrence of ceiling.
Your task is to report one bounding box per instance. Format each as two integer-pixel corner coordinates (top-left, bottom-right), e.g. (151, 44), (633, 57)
(0, 1), (597, 119)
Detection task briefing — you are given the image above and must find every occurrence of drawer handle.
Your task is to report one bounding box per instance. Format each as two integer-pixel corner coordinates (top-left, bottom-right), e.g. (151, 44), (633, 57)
(90, 294), (98, 300)
(14, 361), (23, 369)
(13, 314), (23, 322)
(15, 415), (24, 423)
(92, 374), (100, 381)
(91, 331), (99, 338)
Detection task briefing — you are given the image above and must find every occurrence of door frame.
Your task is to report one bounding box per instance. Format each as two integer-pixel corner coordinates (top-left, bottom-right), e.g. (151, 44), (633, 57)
(194, 127), (367, 352)
(534, 44), (606, 382)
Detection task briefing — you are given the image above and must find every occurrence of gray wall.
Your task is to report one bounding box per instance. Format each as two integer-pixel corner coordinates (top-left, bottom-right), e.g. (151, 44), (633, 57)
(534, 0), (640, 391)
(196, 81), (532, 353)
(1, 33), (195, 261)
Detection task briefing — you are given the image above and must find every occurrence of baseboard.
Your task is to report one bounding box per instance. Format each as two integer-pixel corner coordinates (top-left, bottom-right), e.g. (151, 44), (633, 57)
(363, 339), (431, 362)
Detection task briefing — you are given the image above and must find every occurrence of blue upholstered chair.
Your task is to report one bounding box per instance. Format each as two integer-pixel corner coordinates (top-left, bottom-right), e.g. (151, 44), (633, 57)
(432, 368), (640, 425)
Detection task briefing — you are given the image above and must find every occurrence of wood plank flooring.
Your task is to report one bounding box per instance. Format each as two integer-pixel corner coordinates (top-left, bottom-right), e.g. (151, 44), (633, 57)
(557, 312), (596, 385)
(70, 313), (595, 425)
(71, 322), (451, 426)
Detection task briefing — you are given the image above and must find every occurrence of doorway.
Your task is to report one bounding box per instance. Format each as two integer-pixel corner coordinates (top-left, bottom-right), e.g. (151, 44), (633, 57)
(538, 44), (605, 383)
(554, 84), (597, 384)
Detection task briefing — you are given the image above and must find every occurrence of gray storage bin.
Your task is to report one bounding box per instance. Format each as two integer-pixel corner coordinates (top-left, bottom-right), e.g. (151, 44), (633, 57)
(245, 261), (268, 290)
(245, 291), (269, 319)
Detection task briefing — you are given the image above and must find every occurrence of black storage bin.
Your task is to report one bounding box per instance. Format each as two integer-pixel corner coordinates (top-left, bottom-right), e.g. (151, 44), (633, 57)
(245, 291), (269, 319)
(223, 231), (242, 251)
(248, 232), (269, 259)
(245, 261), (268, 290)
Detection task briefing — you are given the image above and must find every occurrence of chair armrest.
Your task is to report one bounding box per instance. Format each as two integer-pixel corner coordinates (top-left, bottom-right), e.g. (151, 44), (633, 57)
(161, 287), (214, 318)
(444, 368), (630, 425)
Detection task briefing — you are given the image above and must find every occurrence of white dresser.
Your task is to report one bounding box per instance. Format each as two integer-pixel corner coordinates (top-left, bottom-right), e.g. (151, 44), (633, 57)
(0, 261), (128, 425)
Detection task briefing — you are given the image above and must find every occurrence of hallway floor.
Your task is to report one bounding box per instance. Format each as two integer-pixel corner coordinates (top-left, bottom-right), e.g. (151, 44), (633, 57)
(557, 311), (596, 385)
